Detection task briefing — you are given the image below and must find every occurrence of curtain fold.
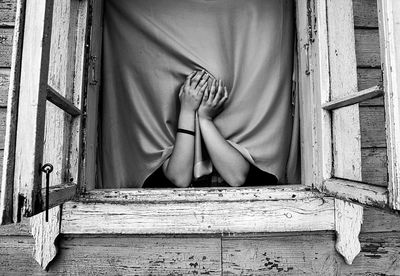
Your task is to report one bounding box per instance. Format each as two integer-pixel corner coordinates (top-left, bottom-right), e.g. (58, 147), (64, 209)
(99, 0), (299, 188)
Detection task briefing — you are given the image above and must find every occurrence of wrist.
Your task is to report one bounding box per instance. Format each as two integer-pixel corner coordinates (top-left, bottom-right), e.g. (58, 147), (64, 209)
(198, 115), (213, 123)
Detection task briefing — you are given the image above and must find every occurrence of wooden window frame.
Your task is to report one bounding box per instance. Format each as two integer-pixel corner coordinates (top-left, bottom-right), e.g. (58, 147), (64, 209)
(2, 0), (400, 269)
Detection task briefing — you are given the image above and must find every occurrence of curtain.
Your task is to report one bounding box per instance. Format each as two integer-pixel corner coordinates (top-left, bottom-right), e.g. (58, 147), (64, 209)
(99, 0), (299, 188)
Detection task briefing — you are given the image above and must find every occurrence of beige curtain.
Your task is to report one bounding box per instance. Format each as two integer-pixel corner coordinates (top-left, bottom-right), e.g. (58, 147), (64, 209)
(99, 0), (300, 188)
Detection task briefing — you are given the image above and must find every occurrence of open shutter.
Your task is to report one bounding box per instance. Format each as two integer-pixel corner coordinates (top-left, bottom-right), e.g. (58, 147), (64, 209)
(298, 0), (399, 212)
(0, 0), (88, 224)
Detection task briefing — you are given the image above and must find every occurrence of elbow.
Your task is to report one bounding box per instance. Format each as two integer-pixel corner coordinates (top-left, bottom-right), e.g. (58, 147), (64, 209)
(164, 171), (191, 188)
(225, 174), (247, 187)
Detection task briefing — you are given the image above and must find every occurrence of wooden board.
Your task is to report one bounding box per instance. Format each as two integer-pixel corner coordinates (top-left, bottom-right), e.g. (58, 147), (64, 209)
(353, 0), (378, 28)
(62, 197), (335, 234)
(360, 106), (386, 148)
(0, 69), (9, 106)
(355, 29), (381, 68)
(0, 0), (17, 26)
(222, 233), (341, 275)
(0, 28), (13, 67)
(362, 148), (388, 186)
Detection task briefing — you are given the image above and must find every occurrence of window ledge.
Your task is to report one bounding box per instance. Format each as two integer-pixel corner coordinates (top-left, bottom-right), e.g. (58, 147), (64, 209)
(61, 185), (335, 235)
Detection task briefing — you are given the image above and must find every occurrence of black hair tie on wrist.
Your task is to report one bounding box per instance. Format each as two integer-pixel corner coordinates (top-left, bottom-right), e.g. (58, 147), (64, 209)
(177, 128), (195, 136)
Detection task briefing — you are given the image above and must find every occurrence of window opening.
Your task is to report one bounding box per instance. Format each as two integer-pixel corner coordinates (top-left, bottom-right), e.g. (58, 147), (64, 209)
(96, 0), (300, 189)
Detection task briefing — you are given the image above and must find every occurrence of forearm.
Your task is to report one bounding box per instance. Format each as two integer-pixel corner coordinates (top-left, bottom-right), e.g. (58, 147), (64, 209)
(163, 108), (195, 187)
(199, 117), (249, 186)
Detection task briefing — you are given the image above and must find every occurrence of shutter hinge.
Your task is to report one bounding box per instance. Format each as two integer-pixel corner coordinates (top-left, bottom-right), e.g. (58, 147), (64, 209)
(89, 55), (98, 85)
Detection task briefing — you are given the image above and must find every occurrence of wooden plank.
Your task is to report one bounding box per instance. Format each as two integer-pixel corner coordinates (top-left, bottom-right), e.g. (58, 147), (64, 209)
(362, 148), (388, 186)
(40, 182), (77, 211)
(355, 29), (381, 68)
(69, 0), (88, 190)
(0, 28), (13, 67)
(0, 236), (221, 275)
(327, 0), (362, 182)
(360, 106), (386, 148)
(357, 68), (383, 106)
(222, 232), (341, 275)
(342, 232), (400, 275)
(0, 108), (6, 150)
(296, 0), (332, 188)
(222, 232), (400, 275)
(62, 197), (334, 234)
(322, 85), (383, 110)
(362, 206), (400, 233)
(322, 178), (388, 209)
(84, 0), (103, 191)
(52, 237), (222, 275)
(80, 185), (317, 203)
(295, 0), (314, 187)
(378, 0), (400, 210)
(334, 199), (363, 265)
(46, 85), (81, 116)
(12, 0), (54, 219)
(352, 0), (378, 28)
(0, 68), (10, 106)
(0, 0), (17, 25)
(0, 0), (25, 225)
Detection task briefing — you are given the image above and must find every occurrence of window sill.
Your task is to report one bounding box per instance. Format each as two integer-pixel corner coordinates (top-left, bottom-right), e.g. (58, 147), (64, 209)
(61, 184), (335, 235)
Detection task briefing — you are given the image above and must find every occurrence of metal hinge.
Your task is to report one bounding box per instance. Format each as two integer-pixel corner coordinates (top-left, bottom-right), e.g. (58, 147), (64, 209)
(89, 55), (98, 85)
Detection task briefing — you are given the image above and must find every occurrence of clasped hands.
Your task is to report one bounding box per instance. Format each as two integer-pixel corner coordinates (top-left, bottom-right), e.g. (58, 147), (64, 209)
(179, 70), (228, 120)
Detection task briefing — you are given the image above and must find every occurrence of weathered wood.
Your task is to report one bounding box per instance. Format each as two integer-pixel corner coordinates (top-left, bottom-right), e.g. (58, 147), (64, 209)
(296, 0), (332, 188)
(0, 0), (25, 225)
(355, 29), (380, 68)
(79, 185), (316, 203)
(328, 0), (362, 182)
(362, 206), (400, 233)
(69, 0), (88, 191)
(0, 0), (17, 25)
(46, 85), (81, 116)
(222, 232), (341, 275)
(62, 197), (335, 234)
(85, 0), (103, 190)
(343, 232), (400, 275)
(30, 207), (60, 270)
(322, 178), (388, 209)
(0, 68), (9, 106)
(334, 199), (363, 265)
(360, 106), (386, 148)
(39, 182), (77, 211)
(378, 0), (400, 210)
(357, 68), (383, 106)
(352, 0), (378, 28)
(0, 28), (13, 67)
(362, 148), (388, 186)
(12, 0), (54, 219)
(322, 85), (383, 111)
(0, 107), (6, 150)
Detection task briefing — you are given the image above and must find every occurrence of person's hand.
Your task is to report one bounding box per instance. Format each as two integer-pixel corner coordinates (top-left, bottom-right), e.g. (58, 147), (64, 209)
(198, 79), (228, 120)
(179, 70), (209, 112)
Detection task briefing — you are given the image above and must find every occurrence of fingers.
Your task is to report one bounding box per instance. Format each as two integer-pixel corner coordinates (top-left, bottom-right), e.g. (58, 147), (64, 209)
(202, 87), (210, 103)
(207, 79), (217, 103)
(191, 70), (205, 88)
(212, 80), (224, 104)
(185, 71), (196, 88)
(220, 86), (229, 104)
(197, 72), (209, 91)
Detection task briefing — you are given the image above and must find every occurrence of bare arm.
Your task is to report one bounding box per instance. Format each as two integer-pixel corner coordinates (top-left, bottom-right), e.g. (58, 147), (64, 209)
(198, 80), (250, 187)
(163, 71), (209, 187)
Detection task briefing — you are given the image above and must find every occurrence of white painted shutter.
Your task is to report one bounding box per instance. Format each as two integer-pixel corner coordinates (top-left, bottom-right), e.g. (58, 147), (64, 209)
(0, 0), (88, 224)
(297, 0), (399, 211)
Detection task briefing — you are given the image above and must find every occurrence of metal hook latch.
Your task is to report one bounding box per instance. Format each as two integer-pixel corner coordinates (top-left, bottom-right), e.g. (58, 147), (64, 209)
(40, 163), (53, 222)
